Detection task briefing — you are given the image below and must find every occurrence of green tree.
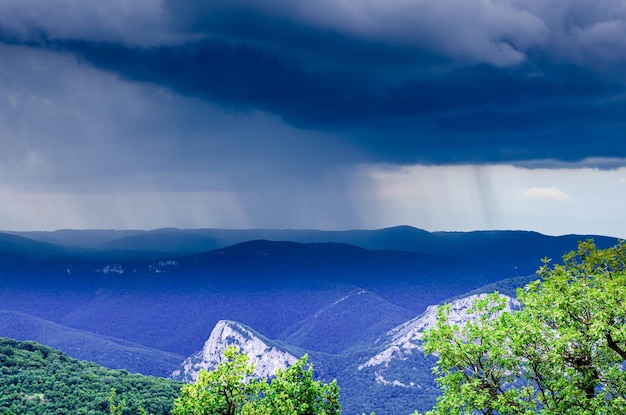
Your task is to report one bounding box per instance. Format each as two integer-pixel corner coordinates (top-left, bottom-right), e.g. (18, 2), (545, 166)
(419, 240), (626, 415)
(243, 355), (341, 415)
(109, 388), (126, 415)
(173, 348), (341, 415)
(172, 346), (262, 415)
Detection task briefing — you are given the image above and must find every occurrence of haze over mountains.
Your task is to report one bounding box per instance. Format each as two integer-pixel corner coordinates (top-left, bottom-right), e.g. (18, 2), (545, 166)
(0, 226), (619, 414)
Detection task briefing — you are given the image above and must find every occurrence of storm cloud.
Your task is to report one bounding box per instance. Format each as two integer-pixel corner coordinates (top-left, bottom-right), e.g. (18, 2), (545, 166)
(2, 0), (626, 165)
(1, 1), (626, 233)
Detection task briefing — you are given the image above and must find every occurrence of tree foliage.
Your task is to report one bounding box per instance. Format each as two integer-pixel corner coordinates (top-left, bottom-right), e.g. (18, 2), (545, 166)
(0, 338), (181, 415)
(244, 355), (341, 415)
(172, 346), (261, 415)
(172, 346), (341, 415)
(420, 240), (626, 414)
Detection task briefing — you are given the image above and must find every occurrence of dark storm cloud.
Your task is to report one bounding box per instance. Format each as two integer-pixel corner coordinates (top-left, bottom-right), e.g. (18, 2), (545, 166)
(2, 0), (626, 165)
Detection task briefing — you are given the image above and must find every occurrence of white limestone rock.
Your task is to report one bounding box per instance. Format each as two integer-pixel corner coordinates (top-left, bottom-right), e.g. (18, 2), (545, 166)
(358, 293), (518, 385)
(171, 320), (298, 383)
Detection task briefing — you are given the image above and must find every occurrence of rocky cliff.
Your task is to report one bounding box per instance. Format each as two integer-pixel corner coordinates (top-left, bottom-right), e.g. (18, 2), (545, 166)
(171, 320), (298, 382)
(358, 293), (518, 387)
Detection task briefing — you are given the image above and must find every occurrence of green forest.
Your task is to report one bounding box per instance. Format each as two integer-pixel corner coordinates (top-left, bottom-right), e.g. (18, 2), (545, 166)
(0, 338), (181, 415)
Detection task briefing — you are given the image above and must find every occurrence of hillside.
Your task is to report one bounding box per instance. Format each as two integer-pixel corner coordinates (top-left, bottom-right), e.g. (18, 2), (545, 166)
(281, 288), (413, 353)
(0, 238), (510, 356)
(0, 338), (181, 415)
(0, 311), (183, 377)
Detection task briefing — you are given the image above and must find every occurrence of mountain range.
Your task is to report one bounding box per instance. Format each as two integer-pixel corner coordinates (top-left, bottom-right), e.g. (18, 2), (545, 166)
(0, 226), (619, 414)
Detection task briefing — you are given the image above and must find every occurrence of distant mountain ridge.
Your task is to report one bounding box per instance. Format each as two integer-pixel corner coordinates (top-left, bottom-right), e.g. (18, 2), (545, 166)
(6, 226), (619, 275)
(0, 227), (620, 414)
(0, 230), (617, 356)
(0, 238), (509, 355)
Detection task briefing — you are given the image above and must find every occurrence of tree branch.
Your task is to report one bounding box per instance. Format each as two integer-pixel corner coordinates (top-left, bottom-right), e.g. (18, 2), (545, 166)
(606, 332), (626, 360)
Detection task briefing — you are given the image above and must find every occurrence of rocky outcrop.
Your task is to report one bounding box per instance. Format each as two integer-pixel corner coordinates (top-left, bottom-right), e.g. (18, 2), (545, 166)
(359, 293), (518, 385)
(170, 320), (298, 383)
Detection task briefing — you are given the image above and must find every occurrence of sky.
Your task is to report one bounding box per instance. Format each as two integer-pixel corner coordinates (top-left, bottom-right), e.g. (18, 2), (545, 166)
(1, 0), (626, 237)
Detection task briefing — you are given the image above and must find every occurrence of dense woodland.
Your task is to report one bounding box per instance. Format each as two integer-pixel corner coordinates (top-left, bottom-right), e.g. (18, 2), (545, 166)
(0, 338), (181, 415)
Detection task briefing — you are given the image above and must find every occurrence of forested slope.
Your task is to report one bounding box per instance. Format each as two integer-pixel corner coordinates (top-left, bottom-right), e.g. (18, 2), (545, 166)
(0, 338), (181, 415)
